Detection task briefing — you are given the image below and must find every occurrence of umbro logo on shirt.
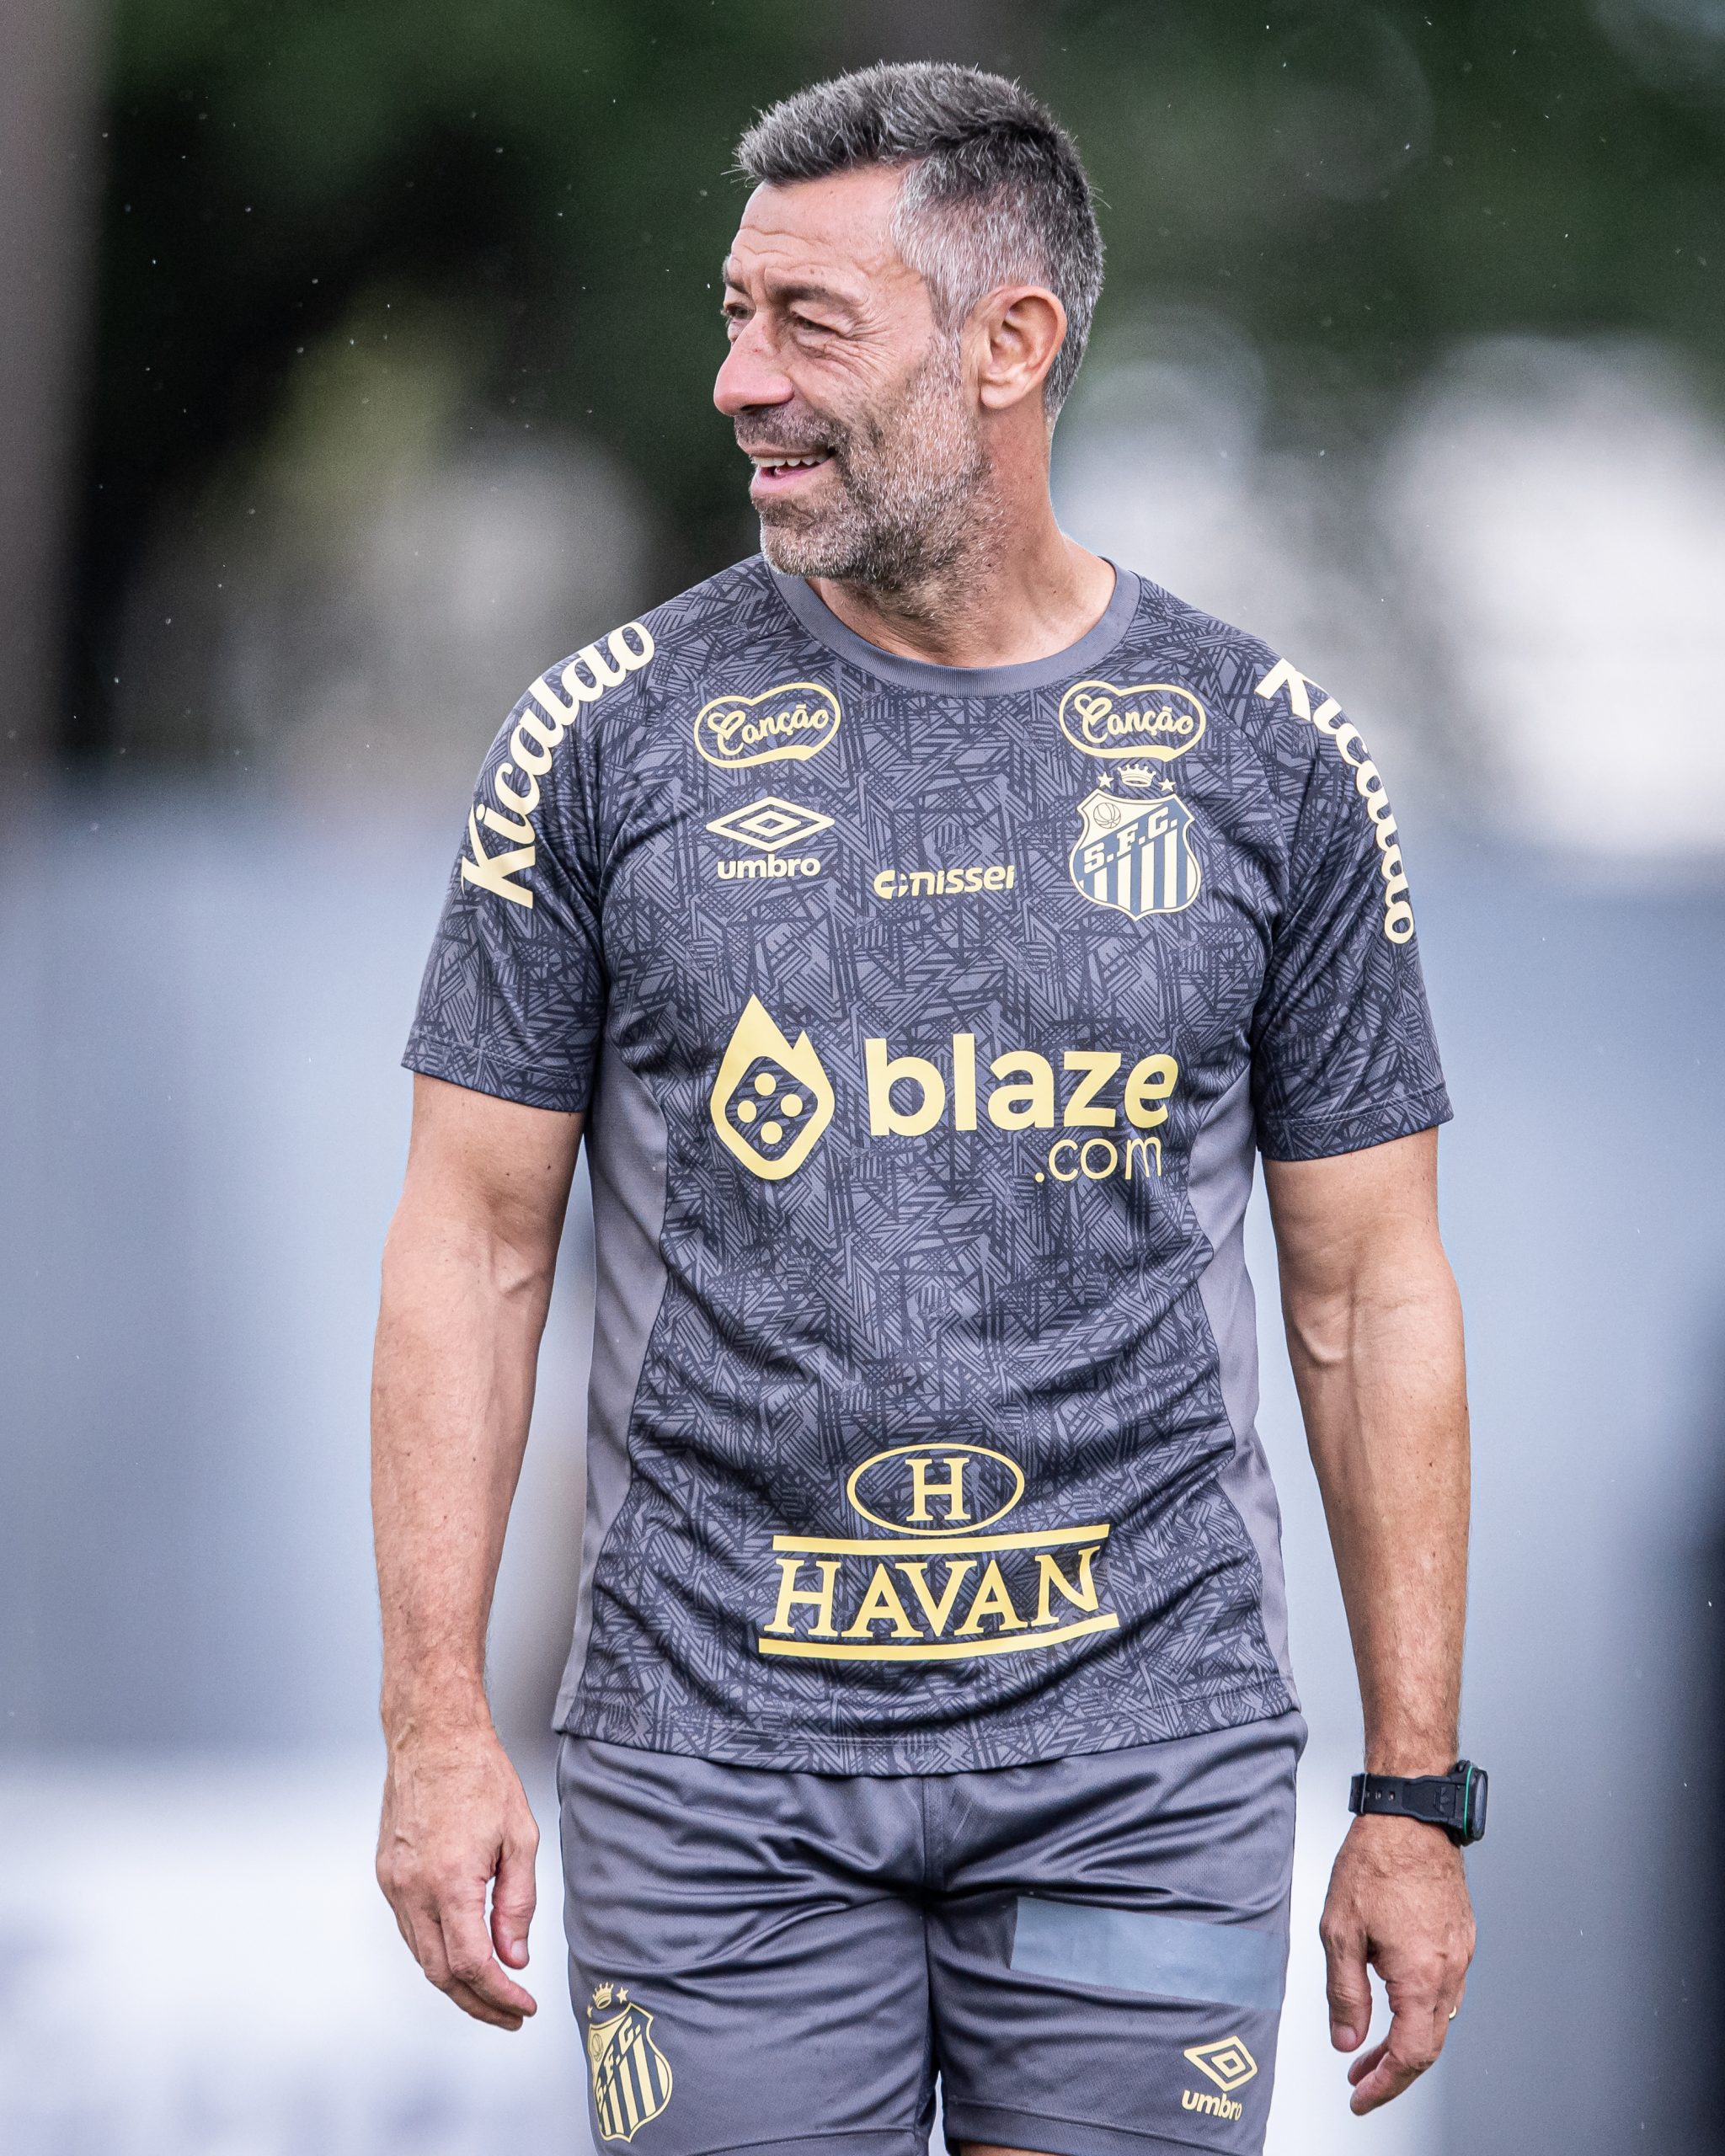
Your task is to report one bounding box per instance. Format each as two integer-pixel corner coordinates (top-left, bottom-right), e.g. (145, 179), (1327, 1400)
(707, 796), (832, 883)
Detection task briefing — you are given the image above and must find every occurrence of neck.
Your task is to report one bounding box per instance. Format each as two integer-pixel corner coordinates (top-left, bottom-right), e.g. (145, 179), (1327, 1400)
(804, 475), (1116, 672)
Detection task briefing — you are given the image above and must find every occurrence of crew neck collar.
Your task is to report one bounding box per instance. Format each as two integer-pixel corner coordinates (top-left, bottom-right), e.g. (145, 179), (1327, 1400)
(769, 560), (1140, 696)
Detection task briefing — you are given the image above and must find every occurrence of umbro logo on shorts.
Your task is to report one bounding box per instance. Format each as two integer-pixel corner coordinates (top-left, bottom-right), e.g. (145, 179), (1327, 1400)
(1182, 2034), (1258, 2120)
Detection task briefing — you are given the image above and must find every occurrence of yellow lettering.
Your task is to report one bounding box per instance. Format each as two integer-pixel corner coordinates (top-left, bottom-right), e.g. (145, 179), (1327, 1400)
(894, 1560), (975, 1636)
(872, 868), (895, 899)
(1124, 1054), (1178, 1129)
(907, 1455), (969, 1524)
(956, 1560), (1028, 1635)
(988, 1051), (1055, 1129)
(460, 808), (535, 909)
(764, 1557), (841, 1638)
(841, 1564), (921, 1639)
(1253, 659), (1313, 720)
(952, 1033), (978, 1132)
(1062, 1050), (1120, 1128)
(1034, 1545), (1103, 1625)
(1080, 1138), (1118, 1180)
(1049, 1138), (1080, 1181)
(510, 718), (557, 776)
(865, 1039), (947, 1136)
(492, 763), (540, 817)
(479, 802), (534, 846)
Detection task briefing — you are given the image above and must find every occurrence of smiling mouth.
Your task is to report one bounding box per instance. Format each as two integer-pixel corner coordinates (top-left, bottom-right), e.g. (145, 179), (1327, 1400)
(748, 451), (834, 488)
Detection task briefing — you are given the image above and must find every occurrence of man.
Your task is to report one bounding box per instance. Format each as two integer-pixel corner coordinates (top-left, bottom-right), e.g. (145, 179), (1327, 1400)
(373, 61), (1478, 2156)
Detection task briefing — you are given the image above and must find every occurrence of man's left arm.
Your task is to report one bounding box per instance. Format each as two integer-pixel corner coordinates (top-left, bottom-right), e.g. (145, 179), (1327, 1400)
(1263, 1126), (1476, 2117)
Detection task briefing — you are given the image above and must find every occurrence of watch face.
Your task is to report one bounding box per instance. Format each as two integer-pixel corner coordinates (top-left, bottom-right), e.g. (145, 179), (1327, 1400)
(1466, 1764), (1487, 1842)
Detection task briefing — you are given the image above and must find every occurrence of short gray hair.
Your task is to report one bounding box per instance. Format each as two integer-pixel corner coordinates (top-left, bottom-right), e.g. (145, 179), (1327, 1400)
(735, 61), (1104, 419)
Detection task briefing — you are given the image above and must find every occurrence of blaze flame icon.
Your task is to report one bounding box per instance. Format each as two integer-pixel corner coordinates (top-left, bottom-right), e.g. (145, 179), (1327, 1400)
(709, 996), (836, 1181)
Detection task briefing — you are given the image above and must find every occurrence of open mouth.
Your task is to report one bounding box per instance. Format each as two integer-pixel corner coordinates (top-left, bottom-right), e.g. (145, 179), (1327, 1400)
(748, 451), (834, 494)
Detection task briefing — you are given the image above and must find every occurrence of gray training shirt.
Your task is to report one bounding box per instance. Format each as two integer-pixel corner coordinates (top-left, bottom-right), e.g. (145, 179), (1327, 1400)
(405, 555), (1450, 1773)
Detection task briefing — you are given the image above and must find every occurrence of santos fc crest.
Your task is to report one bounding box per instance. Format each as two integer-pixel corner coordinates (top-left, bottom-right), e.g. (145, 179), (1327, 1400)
(587, 1983), (674, 2142)
(1069, 787), (1201, 918)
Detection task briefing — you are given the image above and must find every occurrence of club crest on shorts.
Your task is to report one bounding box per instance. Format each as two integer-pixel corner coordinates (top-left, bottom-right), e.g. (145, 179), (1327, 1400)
(1069, 783), (1201, 918)
(587, 1983), (674, 2142)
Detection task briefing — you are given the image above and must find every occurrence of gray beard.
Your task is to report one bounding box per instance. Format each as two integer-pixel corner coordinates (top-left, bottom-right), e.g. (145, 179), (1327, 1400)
(756, 349), (991, 598)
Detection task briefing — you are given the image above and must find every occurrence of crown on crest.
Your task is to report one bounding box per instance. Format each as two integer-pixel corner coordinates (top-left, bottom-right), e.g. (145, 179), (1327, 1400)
(1119, 762), (1157, 788)
(590, 1983), (616, 2015)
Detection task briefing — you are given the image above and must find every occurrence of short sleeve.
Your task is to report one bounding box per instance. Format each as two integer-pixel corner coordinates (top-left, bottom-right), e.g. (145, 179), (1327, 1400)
(403, 668), (607, 1114)
(1250, 707), (1451, 1161)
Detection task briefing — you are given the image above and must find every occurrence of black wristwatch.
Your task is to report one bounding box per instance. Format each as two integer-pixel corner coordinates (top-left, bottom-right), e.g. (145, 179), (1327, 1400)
(1348, 1759), (1487, 1846)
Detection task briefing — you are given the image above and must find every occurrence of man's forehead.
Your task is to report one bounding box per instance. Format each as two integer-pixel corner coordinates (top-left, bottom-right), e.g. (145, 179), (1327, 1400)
(724, 168), (915, 295)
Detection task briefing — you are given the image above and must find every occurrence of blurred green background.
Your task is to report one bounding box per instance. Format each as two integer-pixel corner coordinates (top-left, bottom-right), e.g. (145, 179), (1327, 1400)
(22, 0), (1724, 766)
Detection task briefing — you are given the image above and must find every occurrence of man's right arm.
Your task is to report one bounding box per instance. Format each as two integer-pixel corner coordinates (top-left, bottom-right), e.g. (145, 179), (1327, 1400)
(371, 1072), (583, 2029)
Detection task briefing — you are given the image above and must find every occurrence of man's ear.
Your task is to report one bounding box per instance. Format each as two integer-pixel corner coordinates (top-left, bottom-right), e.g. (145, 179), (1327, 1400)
(971, 286), (1067, 414)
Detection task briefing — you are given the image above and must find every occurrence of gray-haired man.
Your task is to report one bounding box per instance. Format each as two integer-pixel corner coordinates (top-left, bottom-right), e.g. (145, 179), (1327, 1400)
(372, 61), (1477, 2156)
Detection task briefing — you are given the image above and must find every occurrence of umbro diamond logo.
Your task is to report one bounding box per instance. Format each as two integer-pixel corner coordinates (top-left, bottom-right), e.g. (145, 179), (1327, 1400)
(706, 798), (835, 853)
(1184, 2036), (1258, 2094)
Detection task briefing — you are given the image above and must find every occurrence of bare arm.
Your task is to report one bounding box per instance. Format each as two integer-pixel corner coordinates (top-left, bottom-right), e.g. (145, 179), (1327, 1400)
(1263, 1126), (1474, 2115)
(371, 1073), (583, 2029)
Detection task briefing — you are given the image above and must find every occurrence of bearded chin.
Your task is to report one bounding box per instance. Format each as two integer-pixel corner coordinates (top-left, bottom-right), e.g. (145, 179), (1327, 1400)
(757, 354), (988, 594)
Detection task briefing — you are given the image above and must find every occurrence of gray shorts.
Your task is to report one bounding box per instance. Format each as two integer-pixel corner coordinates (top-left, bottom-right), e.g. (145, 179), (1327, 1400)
(557, 1713), (1305, 2156)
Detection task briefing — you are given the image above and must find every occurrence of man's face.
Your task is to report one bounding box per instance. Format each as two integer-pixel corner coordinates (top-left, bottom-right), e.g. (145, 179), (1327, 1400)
(714, 168), (988, 590)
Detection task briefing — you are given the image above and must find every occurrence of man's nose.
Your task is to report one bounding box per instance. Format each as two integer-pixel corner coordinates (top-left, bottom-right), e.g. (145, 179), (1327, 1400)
(714, 318), (793, 417)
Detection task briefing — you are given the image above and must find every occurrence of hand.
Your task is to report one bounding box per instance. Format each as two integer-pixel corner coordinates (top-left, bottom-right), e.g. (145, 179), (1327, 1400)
(376, 1720), (542, 2029)
(1320, 1813), (1475, 2114)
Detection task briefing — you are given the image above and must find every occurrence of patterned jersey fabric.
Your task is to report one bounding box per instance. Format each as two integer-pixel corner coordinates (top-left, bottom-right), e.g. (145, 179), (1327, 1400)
(405, 556), (1450, 1773)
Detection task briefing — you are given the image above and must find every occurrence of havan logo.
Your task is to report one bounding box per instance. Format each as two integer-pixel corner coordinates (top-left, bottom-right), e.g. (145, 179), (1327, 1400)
(759, 1442), (1118, 1666)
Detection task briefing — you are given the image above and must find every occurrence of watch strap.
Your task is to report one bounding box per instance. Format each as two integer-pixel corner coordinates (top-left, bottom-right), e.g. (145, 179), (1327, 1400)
(1348, 1760), (1486, 1844)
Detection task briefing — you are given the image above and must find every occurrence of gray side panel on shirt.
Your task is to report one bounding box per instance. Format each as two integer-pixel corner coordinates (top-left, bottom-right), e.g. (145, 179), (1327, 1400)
(552, 1032), (670, 1729)
(1188, 1068), (1297, 1699)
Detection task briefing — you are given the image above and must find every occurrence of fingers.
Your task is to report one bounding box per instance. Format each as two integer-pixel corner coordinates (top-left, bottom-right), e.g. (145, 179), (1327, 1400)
(375, 1737), (543, 2030)
(434, 1881), (539, 2026)
(490, 1820), (539, 1972)
(1347, 1991), (1449, 2115)
(1320, 1909), (1372, 2053)
(382, 1870), (537, 2027)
